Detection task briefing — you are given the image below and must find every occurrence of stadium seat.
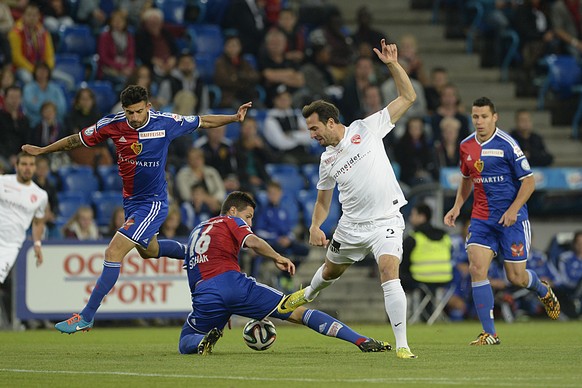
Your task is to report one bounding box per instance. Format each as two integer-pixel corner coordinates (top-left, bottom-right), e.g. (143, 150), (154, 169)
(54, 53), (85, 87)
(301, 164), (319, 190)
(187, 24), (224, 58)
(155, 0), (186, 25)
(97, 165), (122, 191)
(84, 80), (117, 115)
(58, 24), (96, 58)
(297, 189), (341, 237)
(58, 166), (99, 196)
(254, 190), (300, 227)
(224, 121), (241, 141)
(55, 192), (88, 224)
(266, 164), (306, 196)
(194, 53), (217, 84)
(92, 191), (123, 226)
(202, 0), (229, 24)
(537, 55), (582, 110)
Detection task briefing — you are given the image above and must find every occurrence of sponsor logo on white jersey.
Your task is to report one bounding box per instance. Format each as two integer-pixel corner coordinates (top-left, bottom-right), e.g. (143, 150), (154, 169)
(482, 149), (504, 157)
(139, 130), (166, 139)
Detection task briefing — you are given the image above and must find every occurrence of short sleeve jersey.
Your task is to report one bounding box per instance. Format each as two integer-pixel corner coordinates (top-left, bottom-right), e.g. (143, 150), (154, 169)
(317, 107), (406, 222)
(184, 215), (253, 288)
(80, 111), (200, 201)
(459, 128), (533, 222)
(0, 175), (48, 249)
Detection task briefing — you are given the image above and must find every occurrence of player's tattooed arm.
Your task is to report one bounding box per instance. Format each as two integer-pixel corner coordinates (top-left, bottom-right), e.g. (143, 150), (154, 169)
(22, 134), (82, 155)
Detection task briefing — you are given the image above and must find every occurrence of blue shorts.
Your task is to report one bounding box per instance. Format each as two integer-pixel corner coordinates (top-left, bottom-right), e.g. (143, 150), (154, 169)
(118, 199), (168, 248)
(182, 271), (287, 334)
(467, 218), (531, 262)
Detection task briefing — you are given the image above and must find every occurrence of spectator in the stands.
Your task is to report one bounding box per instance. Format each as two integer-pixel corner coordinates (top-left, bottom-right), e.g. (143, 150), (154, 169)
(550, 0), (582, 56)
(510, 109), (554, 166)
(117, 0), (153, 30)
(97, 10), (136, 89)
(275, 7), (306, 65)
(259, 27), (305, 107)
(65, 87), (113, 167)
(158, 204), (190, 239)
(62, 206), (101, 241)
(395, 117), (438, 187)
(351, 5), (385, 53)
(398, 34), (428, 87)
(75, 0), (108, 32)
(556, 231), (582, 318)
(33, 156), (58, 238)
(110, 65), (162, 112)
(424, 67), (449, 114)
(297, 44), (337, 105)
(22, 62), (67, 127)
(135, 8), (179, 81)
(0, 1), (13, 67)
(105, 206), (125, 238)
(233, 117), (274, 193)
(158, 53), (210, 114)
(29, 101), (63, 147)
(429, 83), (470, 144)
(175, 148), (225, 206)
(0, 86), (30, 168)
(222, 0), (267, 57)
(41, 0), (74, 37)
(434, 116), (462, 169)
(214, 34), (261, 109)
(180, 183), (219, 229)
(340, 55), (378, 125)
(309, 6), (355, 83)
(193, 125), (237, 179)
(0, 64), (16, 109)
(8, 4), (55, 85)
(263, 85), (317, 164)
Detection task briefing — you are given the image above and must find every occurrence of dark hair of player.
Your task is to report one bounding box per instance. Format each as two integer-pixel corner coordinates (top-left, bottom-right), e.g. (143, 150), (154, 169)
(120, 85), (149, 107)
(302, 100), (341, 124)
(221, 191), (256, 215)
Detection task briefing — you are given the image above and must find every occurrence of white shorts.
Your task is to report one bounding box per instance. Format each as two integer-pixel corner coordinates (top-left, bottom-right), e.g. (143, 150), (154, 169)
(0, 247), (19, 284)
(326, 214), (405, 265)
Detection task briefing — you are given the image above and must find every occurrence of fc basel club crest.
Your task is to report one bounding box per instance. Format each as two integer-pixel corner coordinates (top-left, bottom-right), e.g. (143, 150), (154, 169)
(511, 242), (524, 257)
(474, 159), (484, 173)
(131, 142), (143, 155)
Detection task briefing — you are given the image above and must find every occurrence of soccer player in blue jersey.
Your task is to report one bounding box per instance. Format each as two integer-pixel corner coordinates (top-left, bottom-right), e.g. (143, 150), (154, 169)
(444, 97), (560, 345)
(21, 85), (252, 333)
(177, 191), (391, 355)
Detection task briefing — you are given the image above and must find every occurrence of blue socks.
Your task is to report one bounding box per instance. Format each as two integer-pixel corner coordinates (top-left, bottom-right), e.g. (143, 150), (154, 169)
(526, 269), (548, 297)
(472, 280), (496, 335)
(302, 309), (366, 345)
(158, 239), (186, 259)
(179, 333), (205, 354)
(80, 261), (121, 322)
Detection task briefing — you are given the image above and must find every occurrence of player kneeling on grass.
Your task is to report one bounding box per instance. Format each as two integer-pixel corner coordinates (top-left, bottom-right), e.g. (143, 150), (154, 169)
(173, 191), (391, 355)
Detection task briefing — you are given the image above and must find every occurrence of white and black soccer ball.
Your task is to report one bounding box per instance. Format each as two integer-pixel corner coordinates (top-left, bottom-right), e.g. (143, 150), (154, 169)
(242, 319), (277, 351)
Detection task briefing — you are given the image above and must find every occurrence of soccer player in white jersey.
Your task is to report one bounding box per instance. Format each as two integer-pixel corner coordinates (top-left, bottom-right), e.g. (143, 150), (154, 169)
(0, 153), (48, 326)
(277, 39), (418, 359)
(0, 152), (48, 284)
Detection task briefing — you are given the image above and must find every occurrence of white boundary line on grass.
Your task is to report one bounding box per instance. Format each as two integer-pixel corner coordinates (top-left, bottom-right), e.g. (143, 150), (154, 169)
(0, 369), (579, 386)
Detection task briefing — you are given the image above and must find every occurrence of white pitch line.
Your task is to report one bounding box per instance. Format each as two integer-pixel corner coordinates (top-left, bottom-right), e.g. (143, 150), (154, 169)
(0, 369), (579, 386)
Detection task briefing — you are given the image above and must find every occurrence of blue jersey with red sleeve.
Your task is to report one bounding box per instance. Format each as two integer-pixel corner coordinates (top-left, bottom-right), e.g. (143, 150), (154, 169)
(79, 110), (200, 201)
(184, 215), (254, 288)
(459, 128), (533, 222)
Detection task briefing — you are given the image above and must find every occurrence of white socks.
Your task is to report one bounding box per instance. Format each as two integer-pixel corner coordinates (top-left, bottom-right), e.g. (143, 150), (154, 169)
(304, 264), (337, 300)
(382, 279), (409, 350)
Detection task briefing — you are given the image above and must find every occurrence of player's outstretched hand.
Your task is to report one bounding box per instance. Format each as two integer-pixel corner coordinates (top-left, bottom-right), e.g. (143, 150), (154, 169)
(34, 245), (43, 267)
(373, 39), (398, 65)
(235, 102), (253, 122)
(274, 255), (295, 275)
(21, 144), (43, 156)
(443, 207), (459, 227)
(309, 227), (329, 247)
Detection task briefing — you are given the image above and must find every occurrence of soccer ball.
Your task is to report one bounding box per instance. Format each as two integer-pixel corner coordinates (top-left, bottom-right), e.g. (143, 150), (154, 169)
(242, 319), (277, 351)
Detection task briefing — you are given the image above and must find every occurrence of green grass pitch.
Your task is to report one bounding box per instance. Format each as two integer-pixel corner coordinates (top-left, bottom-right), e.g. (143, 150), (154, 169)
(1, 320), (581, 387)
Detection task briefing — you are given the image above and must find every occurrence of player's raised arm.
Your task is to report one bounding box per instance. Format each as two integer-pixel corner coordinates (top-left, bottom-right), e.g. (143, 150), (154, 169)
(244, 234), (296, 275)
(373, 39), (416, 123)
(21, 134), (83, 156)
(199, 102), (252, 129)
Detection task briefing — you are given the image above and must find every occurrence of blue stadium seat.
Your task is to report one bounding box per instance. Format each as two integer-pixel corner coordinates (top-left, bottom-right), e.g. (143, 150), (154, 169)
(54, 53), (85, 87)
(300, 164), (319, 190)
(194, 53), (217, 84)
(224, 122), (241, 141)
(84, 80), (117, 115)
(537, 55), (582, 109)
(187, 24), (224, 58)
(202, 0), (229, 24)
(58, 166), (99, 196)
(297, 189), (341, 237)
(266, 164), (306, 195)
(58, 24), (96, 58)
(254, 190), (300, 227)
(55, 192), (88, 224)
(97, 165), (122, 191)
(265, 163), (300, 177)
(155, 0), (185, 25)
(92, 191), (123, 226)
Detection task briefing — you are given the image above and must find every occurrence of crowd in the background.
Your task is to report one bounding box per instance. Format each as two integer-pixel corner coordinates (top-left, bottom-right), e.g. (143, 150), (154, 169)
(0, 0), (576, 318)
